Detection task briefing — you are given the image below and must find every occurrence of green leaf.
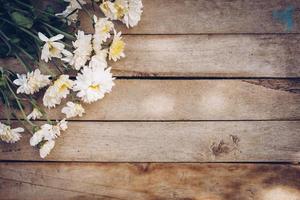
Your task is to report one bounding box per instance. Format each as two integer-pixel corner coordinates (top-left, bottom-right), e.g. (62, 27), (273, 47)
(10, 37), (20, 44)
(45, 5), (55, 15)
(0, 43), (9, 57)
(0, 79), (5, 86)
(11, 11), (33, 29)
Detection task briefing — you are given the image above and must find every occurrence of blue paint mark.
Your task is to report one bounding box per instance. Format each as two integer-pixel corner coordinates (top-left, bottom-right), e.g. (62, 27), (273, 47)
(272, 5), (295, 32)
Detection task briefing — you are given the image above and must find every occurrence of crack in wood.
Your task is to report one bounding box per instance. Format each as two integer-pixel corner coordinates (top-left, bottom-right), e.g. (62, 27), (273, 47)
(243, 79), (300, 93)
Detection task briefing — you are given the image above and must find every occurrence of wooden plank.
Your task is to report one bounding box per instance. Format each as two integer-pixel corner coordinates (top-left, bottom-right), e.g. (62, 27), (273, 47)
(1, 121), (300, 162)
(112, 35), (300, 77)
(2, 35), (300, 77)
(79, 0), (300, 34)
(43, 79), (300, 120)
(1, 79), (299, 121)
(0, 163), (300, 199)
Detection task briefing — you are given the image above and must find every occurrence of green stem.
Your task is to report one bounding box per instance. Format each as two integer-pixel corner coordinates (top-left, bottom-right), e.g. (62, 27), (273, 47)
(12, 112), (34, 134)
(11, 6), (31, 14)
(61, 62), (71, 70)
(15, 45), (35, 60)
(41, 21), (75, 40)
(52, 60), (63, 74)
(6, 79), (36, 127)
(0, 30), (36, 64)
(42, 26), (54, 37)
(13, 0), (33, 9)
(0, 17), (41, 42)
(0, 30), (12, 56)
(13, 0), (58, 18)
(0, 90), (11, 125)
(14, 53), (31, 71)
(29, 98), (53, 124)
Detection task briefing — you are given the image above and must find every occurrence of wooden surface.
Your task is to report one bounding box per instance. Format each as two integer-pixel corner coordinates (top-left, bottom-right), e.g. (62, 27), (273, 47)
(1, 121), (300, 162)
(3, 35), (300, 77)
(50, 79), (300, 120)
(81, 0), (300, 34)
(1, 79), (300, 121)
(1, 0), (300, 199)
(1, 163), (300, 200)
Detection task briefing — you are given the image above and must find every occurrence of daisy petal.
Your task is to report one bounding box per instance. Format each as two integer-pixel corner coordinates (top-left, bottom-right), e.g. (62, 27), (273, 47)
(38, 32), (49, 42)
(50, 34), (64, 42)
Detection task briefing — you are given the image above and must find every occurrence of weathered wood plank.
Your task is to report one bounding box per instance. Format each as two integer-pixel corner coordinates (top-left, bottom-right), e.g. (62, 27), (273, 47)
(1, 80), (299, 120)
(1, 121), (300, 162)
(79, 0), (300, 34)
(44, 79), (300, 120)
(0, 163), (300, 200)
(112, 35), (300, 77)
(2, 35), (300, 77)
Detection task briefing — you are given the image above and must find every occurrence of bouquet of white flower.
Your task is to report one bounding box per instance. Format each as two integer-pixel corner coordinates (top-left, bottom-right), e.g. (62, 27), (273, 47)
(0, 0), (143, 158)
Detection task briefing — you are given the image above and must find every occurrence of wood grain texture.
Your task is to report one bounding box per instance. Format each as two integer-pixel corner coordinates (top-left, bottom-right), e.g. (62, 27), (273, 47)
(36, 79), (300, 121)
(1, 121), (300, 162)
(1, 79), (299, 121)
(1, 163), (300, 200)
(2, 35), (300, 77)
(112, 35), (300, 77)
(79, 0), (300, 34)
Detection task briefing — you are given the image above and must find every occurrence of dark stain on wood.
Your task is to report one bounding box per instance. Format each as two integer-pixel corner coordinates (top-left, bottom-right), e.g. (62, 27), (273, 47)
(210, 140), (231, 156)
(210, 135), (241, 157)
(243, 79), (300, 93)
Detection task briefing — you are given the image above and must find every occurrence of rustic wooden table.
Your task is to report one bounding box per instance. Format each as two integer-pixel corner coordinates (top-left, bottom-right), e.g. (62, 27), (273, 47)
(1, 0), (300, 199)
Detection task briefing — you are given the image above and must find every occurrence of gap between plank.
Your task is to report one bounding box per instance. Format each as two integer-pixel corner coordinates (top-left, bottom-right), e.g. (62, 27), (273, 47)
(0, 160), (298, 164)
(2, 119), (300, 122)
(115, 77), (300, 80)
(113, 33), (300, 36)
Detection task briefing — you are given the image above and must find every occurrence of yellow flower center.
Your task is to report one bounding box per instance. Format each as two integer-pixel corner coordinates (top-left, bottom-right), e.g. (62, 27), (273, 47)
(100, 2), (110, 14)
(114, 3), (127, 19)
(59, 84), (69, 92)
(102, 24), (111, 33)
(89, 84), (100, 91)
(54, 79), (71, 92)
(110, 39), (125, 57)
(48, 43), (56, 53)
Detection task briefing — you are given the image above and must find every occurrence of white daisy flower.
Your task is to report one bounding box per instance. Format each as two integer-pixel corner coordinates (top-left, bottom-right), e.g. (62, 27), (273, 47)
(89, 50), (108, 70)
(57, 118), (68, 131)
(53, 75), (74, 98)
(30, 119), (68, 158)
(56, 0), (86, 24)
(13, 74), (31, 94)
(50, 121), (65, 138)
(100, 1), (119, 20)
(93, 16), (114, 50)
(29, 129), (45, 146)
(114, 0), (129, 20)
(30, 119), (68, 147)
(62, 102), (85, 118)
(30, 124), (52, 146)
(13, 69), (51, 95)
(73, 66), (115, 103)
(0, 123), (23, 143)
(68, 31), (93, 70)
(109, 31), (125, 61)
(58, 9), (79, 25)
(39, 140), (55, 158)
(31, 69), (52, 88)
(61, 49), (73, 63)
(38, 33), (65, 62)
(27, 108), (43, 120)
(122, 0), (143, 27)
(43, 86), (62, 108)
(66, 0), (86, 10)
(43, 75), (73, 108)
